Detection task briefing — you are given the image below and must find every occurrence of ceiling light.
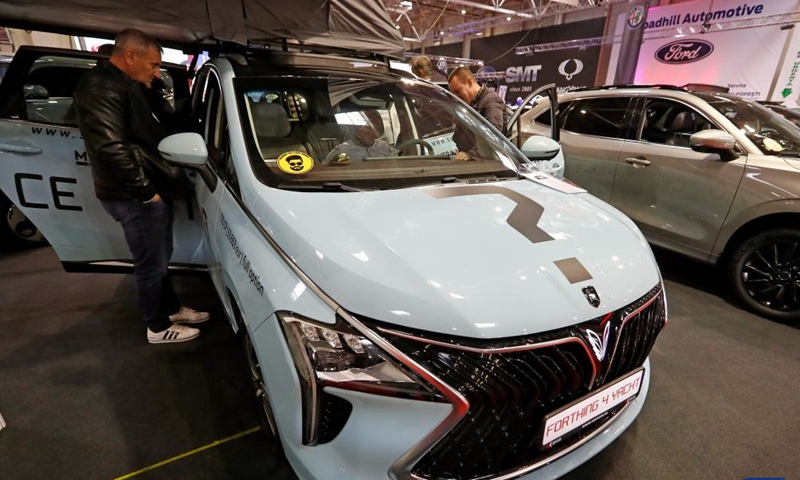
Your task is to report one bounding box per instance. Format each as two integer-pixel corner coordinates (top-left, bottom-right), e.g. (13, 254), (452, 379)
(461, 9), (466, 14)
(506, 16), (512, 21)
(395, 25), (400, 29)
(440, 30), (444, 35)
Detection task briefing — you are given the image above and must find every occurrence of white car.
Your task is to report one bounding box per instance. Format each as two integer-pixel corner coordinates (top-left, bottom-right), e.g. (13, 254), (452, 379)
(0, 44), (667, 480)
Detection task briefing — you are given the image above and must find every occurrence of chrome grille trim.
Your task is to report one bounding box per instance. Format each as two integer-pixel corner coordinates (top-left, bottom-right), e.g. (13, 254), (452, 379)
(384, 283), (666, 480)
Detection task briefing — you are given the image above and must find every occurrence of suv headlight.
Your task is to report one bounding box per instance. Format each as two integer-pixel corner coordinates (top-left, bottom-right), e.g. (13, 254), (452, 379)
(279, 312), (445, 445)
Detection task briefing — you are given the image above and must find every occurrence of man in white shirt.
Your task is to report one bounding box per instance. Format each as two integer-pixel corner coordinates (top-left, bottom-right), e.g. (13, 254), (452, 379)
(325, 113), (398, 163)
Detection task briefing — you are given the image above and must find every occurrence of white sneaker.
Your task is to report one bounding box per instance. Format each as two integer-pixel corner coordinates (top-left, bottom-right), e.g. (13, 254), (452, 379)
(147, 324), (200, 344)
(169, 306), (210, 324)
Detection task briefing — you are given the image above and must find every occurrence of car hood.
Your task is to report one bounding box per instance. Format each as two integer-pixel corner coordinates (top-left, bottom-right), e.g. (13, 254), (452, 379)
(255, 179), (660, 339)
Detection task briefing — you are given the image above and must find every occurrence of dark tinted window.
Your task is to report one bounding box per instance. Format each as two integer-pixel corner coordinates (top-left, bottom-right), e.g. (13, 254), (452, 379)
(533, 100), (572, 127)
(562, 97), (630, 138)
(22, 56), (94, 125)
(640, 98), (715, 147)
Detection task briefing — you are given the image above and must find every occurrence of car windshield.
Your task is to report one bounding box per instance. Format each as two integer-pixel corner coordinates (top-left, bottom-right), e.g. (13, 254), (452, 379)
(698, 92), (800, 156)
(236, 76), (526, 190)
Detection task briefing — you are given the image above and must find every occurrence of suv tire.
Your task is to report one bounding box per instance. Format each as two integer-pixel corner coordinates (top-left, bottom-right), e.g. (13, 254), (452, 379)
(729, 228), (800, 322)
(0, 192), (47, 249)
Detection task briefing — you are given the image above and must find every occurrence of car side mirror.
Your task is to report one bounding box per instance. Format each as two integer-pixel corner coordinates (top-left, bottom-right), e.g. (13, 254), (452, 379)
(159, 133), (208, 165)
(23, 84), (49, 100)
(521, 136), (560, 160)
(521, 135), (565, 178)
(690, 130), (739, 161)
(158, 133), (218, 191)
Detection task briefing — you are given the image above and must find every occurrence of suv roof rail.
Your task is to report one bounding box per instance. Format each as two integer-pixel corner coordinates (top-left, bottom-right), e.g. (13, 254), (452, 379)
(681, 83), (730, 93)
(573, 84), (687, 93)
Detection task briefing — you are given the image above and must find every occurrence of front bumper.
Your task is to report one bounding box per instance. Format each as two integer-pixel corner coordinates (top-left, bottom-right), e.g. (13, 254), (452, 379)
(288, 361), (650, 480)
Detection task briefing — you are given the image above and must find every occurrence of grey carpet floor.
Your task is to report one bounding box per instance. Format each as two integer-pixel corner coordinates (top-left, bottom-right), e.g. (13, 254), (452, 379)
(0, 246), (797, 480)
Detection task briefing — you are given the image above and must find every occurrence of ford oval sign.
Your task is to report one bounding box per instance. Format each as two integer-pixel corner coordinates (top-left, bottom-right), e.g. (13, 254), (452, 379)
(655, 40), (714, 64)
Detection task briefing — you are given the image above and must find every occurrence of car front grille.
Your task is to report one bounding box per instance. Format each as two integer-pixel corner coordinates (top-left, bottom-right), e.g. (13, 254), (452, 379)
(383, 284), (666, 480)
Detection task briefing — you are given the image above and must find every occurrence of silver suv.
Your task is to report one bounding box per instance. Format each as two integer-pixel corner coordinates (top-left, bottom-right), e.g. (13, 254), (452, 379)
(519, 85), (800, 322)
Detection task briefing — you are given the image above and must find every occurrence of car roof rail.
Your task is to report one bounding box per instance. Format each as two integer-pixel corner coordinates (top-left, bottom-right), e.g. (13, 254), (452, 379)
(572, 84), (688, 93)
(681, 83), (730, 93)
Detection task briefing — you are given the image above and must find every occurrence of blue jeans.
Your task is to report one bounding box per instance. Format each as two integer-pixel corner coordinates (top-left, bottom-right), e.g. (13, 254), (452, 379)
(100, 199), (180, 332)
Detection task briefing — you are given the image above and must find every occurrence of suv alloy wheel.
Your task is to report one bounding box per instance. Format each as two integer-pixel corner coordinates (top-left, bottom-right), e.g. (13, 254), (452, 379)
(730, 229), (800, 322)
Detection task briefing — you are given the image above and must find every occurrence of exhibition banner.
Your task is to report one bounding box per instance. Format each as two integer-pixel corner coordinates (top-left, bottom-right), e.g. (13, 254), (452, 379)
(623, 0), (800, 100)
(614, 0), (652, 84)
(771, 11), (800, 104)
(470, 18), (605, 103)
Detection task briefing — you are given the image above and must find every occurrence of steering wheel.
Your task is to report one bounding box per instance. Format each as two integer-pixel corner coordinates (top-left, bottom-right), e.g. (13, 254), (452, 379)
(395, 139), (434, 155)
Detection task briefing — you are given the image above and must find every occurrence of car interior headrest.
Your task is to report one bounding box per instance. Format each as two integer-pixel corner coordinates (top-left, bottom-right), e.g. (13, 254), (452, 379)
(250, 101), (291, 138)
(670, 111), (694, 132)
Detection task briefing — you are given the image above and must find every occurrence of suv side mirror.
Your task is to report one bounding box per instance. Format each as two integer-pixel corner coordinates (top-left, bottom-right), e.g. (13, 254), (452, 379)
(159, 132), (208, 165)
(690, 130), (739, 161)
(521, 135), (565, 178)
(158, 133), (218, 191)
(23, 84), (49, 100)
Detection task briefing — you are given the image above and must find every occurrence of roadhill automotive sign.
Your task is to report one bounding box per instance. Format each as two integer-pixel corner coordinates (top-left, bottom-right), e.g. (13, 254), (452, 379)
(655, 40), (714, 64)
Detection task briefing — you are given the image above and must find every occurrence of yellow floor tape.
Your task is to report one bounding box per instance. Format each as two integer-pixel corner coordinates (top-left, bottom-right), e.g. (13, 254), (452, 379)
(112, 426), (261, 480)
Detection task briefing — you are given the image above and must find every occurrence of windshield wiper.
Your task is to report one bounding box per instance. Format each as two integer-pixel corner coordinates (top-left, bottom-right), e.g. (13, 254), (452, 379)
(777, 150), (800, 157)
(441, 174), (517, 184)
(278, 182), (378, 192)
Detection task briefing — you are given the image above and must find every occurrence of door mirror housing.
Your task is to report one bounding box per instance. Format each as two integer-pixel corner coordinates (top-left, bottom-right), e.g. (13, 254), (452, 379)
(158, 133), (218, 191)
(23, 84), (49, 99)
(521, 135), (565, 178)
(158, 133), (208, 166)
(521, 135), (560, 160)
(690, 130), (739, 161)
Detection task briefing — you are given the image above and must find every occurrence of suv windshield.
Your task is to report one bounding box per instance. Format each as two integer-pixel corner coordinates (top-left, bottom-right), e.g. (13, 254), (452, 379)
(236, 76), (525, 190)
(697, 92), (800, 156)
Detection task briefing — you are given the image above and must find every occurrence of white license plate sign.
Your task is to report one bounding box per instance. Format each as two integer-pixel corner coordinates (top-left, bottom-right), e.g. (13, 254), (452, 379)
(541, 367), (645, 447)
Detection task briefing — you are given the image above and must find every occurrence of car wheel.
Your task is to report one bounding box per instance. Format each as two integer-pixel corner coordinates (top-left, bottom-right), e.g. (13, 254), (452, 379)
(235, 309), (283, 452)
(729, 228), (800, 322)
(0, 193), (47, 248)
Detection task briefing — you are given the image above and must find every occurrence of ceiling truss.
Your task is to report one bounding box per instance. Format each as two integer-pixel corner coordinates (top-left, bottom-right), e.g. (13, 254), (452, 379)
(388, 0), (625, 43)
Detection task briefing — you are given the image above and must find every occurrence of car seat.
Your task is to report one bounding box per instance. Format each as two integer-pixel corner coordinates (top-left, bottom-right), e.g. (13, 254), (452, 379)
(250, 101), (307, 159)
(304, 123), (347, 162)
(665, 111), (695, 147)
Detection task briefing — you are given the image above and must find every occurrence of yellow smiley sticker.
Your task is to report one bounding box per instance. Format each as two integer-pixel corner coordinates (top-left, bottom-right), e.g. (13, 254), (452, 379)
(277, 151), (315, 174)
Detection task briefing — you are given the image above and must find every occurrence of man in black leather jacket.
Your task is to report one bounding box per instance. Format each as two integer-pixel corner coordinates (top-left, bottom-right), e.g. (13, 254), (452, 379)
(73, 28), (209, 344)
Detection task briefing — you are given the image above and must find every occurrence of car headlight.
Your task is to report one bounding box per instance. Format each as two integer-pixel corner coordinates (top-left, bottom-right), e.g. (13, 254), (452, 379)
(279, 312), (445, 445)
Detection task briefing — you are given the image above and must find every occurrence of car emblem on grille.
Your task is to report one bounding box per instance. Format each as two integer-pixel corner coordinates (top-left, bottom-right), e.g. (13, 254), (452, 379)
(583, 321), (612, 362)
(582, 286), (601, 308)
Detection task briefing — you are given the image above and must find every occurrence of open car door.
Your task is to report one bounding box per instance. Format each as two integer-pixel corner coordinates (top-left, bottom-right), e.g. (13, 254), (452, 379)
(0, 45), (204, 270)
(505, 83), (564, 178)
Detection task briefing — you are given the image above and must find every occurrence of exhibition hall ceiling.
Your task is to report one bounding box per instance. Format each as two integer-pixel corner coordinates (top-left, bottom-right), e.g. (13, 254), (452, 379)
(382, 0), (618, 41)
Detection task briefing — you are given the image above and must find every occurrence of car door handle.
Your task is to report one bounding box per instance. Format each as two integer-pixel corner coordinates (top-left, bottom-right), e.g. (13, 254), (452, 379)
(625, 157), (651, 167)
(0, 140), (42, 155)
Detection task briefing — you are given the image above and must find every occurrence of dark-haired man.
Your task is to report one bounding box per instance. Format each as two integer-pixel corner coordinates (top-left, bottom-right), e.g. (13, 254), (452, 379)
(73, 28), (209, 344)
(447, 66), (505, 161)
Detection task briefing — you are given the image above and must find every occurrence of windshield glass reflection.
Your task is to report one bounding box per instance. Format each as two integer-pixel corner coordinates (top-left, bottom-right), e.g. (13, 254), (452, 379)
(237, 77), (527, 191)
(699, 92), (800, 155)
